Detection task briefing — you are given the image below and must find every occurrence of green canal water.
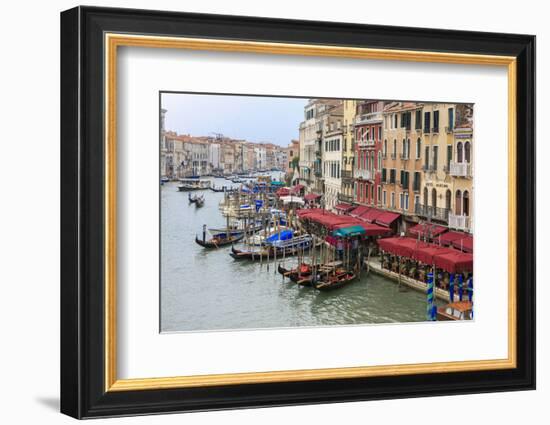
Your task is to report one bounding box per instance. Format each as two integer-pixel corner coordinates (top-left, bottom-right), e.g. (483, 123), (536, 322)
(160, 178), (439, 333)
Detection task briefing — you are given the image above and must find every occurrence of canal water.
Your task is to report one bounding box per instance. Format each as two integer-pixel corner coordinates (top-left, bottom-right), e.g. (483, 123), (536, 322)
(161, 177), (438, 333)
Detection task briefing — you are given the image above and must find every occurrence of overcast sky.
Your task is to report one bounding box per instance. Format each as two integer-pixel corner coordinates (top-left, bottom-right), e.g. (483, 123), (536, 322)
(161, 93), (308, 147)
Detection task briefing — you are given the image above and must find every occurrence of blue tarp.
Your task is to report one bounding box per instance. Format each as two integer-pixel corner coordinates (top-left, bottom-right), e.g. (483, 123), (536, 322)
(266, 229), (293, 243)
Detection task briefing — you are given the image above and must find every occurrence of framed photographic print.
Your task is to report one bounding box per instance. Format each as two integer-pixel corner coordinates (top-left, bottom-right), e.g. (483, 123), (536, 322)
(60, 6), (536, 419)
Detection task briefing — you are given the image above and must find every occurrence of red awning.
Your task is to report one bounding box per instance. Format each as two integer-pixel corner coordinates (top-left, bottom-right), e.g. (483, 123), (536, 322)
(434, 251), (474, 273)
(349, 205), (370, 218)
(360, 208), (384, 223)
(378, 237), (428, 257)
(375, 211), (401, 227)
(437, 231), (468, 246)
(412, 245), (454, 265)
(334, 203), (354, 212)
(408, 223), (448, 239)
(296, 208), (323, 217)
(276, 187), (291, 196)
(304, 193), (321, 201)
(292, 184), (304, 193)
(452, 235), (473, 253)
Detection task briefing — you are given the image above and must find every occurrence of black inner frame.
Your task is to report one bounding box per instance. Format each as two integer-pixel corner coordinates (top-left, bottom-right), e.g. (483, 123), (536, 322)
(60, 6), (535, 419)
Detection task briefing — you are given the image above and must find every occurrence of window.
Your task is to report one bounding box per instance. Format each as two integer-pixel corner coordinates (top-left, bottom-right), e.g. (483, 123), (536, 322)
(399, 193), (404, 209)
(390, 169), (396, 184)
(415, 110), (422, 130)
(378, 127), (382, 140)
(423, 187), (428, 206)
(382, 168), (387, 182)
(391, 192), (395, 209)
(448, 108), (454, 131)
(383, 190), (387, 206)
(433, 146), (439, 170)
(392, 139), (397, 156)
(393, 114), (398, 128)
(457, 142), (463, 163)
(455, 190), (462, 215)
(425, 146), (430, 168)
(465, 141), (471, 163)
(406, 139), (411, 159)
(416, 138), (421, 159)
(383, 139), (387, 156)
(414, 195), (420, 208)
(378, 151), (382, 170)
(433, 110), (439, 132)
(377, 186), (381, 205)
(402, 139), (406, 157)
(446, 145), (452, 170)
(404, 193), (409, 210)
(413, 172), (420, 191)
(424, 111), (431, 132)
(445, 189), (452, 210)
(370, 184), (374, 203)
(463, 190), (470, 216)
(431, 188), (437, 208)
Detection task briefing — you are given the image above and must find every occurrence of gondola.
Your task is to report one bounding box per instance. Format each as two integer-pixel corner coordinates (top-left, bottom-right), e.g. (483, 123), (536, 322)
(195, 233), (244, 248)
(277, 263), (315, 286)
(312, 271), (356, 291)
(188, 193), (197, 203)
(230, 245), (272, 260)
(195, 196), (205, 207)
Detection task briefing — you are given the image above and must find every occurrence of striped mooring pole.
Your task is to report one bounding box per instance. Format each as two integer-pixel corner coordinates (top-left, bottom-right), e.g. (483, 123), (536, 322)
(427, 272), (436, 321)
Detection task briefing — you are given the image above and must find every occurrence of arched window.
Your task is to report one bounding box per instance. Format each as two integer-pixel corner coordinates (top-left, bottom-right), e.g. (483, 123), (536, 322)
(431, 188), (437, 208)
(464, 141), (471, 163)
(445, 189), (452, 210)
(455, 190), (462, 215)
(416, 138), (421, 159)
(423, 187), (428, 206)
(457, 142), (463, 163)
(463, 190), (470, 216)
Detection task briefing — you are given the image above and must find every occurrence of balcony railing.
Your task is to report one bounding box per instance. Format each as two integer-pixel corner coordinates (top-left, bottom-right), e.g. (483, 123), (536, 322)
(341, 169), (353, 180)
(357, 138), (376, 147)
(337, 193), (354, 203)
(355, 112), (383, 125)
(449, 161), (472, 177)
(355, 169), (373, 180)
(415, 203), (450, 222)
(449, 213), (470, 231)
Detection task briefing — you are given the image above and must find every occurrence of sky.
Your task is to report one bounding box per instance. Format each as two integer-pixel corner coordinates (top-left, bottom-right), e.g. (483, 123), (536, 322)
(161, 93), (308, 147)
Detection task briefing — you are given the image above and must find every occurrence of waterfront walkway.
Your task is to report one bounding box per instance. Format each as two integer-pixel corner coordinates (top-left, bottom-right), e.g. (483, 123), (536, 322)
(366, 258), (451, 302)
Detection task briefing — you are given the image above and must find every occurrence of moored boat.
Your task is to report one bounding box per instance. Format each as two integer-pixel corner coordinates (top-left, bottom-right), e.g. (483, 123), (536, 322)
(178, 178), (211, 191)
(312, 271), (356, 291)
(195, 233), (244, 248)
(436, 301), (473, 321)
(195, 196), (205, 207)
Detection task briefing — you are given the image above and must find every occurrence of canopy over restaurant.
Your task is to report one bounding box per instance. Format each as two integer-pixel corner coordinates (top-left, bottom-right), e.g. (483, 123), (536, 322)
(303, 193), (321, 202)
(438, 230), (468, 246)
(297, 209), (393, 236)
(334, 203), (355, 213)
(378, 236), (474, 274)
(452, 234), (473, 253)
(408, 223), (448, 240)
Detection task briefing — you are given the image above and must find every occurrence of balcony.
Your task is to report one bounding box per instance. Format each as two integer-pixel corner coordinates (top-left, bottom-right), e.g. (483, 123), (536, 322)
(357, 138), (376, 148)
(399, 153), (410, 160)
(449, 161), (472, 178)
(415, 203), (449, 222)
(337, 193), (354, 203)
(355, 169), (373, 181)
(449, 213), (470, 231)
(341, 169), (354, 183)
(355, 112), (383, 125)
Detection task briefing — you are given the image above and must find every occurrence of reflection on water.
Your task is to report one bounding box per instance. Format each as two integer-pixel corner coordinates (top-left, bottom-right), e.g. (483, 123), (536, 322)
(160, 177), (437, 332)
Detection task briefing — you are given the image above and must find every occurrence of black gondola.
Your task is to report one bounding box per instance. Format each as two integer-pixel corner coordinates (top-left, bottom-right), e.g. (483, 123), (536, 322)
(195, 196), (205, 207)
(312, 271), (356, 291)
(195, 233), (244, 248)
(188, 193), (197, 203)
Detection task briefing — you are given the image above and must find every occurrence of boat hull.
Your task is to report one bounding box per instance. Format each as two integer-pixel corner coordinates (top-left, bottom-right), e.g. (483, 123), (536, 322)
(195, 233), (244, 248)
